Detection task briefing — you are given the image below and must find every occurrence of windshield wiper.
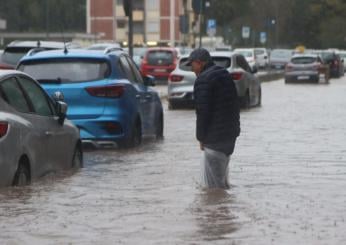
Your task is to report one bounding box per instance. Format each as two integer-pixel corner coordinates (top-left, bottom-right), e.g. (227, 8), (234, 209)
(37, 77), (66, 84)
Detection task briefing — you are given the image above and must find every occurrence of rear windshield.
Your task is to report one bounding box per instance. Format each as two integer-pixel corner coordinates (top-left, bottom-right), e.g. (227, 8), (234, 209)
(179, 57), (231, 71)
(291, 57), (317, 64)
(235, 50), (253, 58)
(271, 50), (292, 58)
(2, 47), (32, 65)
(18, 59), (110, 83)
(147, 50), (174, 65)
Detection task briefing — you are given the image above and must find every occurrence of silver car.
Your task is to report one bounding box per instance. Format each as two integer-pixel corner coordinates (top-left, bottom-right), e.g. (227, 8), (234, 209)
(167, 51), (261, 109)
(0, 70), (82, 187)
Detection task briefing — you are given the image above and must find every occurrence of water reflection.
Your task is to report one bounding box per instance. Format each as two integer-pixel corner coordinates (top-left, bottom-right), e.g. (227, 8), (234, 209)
(192, 189), (238, 241)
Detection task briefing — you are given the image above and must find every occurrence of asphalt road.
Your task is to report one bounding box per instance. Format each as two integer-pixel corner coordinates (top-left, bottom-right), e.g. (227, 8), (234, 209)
(1, 76), (346, 244)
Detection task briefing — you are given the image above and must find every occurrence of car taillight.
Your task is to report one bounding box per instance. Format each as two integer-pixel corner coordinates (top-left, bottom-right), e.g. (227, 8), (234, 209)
(169, 74), (184, 82)
(0, 122), (8, 138)
(230, 72), (243, 81)
(86, 84), (125, 98)
(0, 63), (14, 70)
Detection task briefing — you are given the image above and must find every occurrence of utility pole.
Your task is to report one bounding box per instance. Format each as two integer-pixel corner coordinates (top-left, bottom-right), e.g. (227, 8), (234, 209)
(198, 0), (204, 48)
(124, 0), (133, 57)
(170, 0), (175, 47)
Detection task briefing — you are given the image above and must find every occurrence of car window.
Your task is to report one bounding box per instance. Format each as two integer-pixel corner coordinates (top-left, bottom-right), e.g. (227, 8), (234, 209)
(147, 50), (174, 65)
(119, 56), (136, 83)
(0, 77), (30, 113)
(126, 56), (144, 84)
(2, 47), (32, 65)
(179, 57), (231, 71)
(271, 50), (292, 59)
(235, 50), (253, 58)
(17, 76), (53, 116)
(255, 50), (265, 55)
(236, 55), (251, 72)
(18, 59), (110, 83)
(291, 57), (317, 64)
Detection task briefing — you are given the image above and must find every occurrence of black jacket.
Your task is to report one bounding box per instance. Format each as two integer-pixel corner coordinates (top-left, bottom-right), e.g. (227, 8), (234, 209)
(193, 62), (240, 144)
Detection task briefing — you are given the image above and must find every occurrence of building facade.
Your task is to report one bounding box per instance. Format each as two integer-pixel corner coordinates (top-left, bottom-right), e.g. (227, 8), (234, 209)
(87, 0), (194, 46)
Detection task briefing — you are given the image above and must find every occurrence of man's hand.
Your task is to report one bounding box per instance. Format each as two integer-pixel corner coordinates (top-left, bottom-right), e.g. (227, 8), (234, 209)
(199, 142), (204, 151)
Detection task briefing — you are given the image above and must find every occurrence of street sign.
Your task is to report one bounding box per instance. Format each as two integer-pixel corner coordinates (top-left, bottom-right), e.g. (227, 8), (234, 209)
(260, 32), (267, 44)
(242, 26), (250, 39)
(207, 19), (216, 37)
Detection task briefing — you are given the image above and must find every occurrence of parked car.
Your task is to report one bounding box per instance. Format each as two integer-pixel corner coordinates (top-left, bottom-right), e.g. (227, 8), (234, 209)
(233, 48), (257, 70)
(140, 47), (178, 81)
(87, 42), (122, 51)
(17, 49), (164, 148)
(254, 48), (269, 68)
(319, 51), (344, 78)
(168, 51), (261, 109)
(269, 49), (293, 69)
(0, 40), (80, 69)
(0, 70), (82, 187)
(284, 54), (330, 83)
(336, 50), (346, 71)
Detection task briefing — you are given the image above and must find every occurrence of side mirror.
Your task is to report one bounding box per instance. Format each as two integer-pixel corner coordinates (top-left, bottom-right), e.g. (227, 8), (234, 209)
(52, 91), (65, 102)
(55, 101), (68, 125)
(143, 75), (156, 87)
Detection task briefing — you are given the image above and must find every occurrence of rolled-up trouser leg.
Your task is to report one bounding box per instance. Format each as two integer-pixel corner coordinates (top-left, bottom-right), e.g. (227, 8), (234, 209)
(201, 147), (230, 189)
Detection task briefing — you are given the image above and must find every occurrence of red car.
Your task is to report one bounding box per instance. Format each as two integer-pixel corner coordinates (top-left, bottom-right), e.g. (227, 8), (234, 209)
(140, 47), (178, 80)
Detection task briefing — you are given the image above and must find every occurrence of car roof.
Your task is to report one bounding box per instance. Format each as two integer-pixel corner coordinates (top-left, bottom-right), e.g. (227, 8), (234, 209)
(0, 69), (27, 77)
(292, 54), (319, 58)
(6, 40), (71, 49)
(19, 49), (127, 61)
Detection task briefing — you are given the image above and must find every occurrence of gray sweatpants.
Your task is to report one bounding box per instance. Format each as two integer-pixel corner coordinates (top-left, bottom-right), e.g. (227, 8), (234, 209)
(201, 147), (230, 189)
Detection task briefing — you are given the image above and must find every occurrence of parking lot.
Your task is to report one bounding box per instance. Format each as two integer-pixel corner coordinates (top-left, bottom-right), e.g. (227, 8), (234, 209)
(1, 76), (346, 244)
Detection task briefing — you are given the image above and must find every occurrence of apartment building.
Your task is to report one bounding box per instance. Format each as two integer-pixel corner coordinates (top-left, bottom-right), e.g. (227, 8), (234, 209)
(87, 0), (193, 46)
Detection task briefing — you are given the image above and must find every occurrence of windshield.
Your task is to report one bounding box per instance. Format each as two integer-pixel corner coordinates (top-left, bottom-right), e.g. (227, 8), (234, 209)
(235, 50), (253, 58)
(18, 59), (110, 83)
(147, 50), (174, 65)
(291, 57), (317, 64)
(179, 57), (231, 71)
(271, 50), (292, 59)
(2, 47), (32, 65)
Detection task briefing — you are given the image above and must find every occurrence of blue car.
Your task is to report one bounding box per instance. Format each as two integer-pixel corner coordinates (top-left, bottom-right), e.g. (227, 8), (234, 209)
(17, 49), (164, 148)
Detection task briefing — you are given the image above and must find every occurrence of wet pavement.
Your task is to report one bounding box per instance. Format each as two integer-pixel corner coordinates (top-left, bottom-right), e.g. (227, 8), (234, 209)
(1, 77), (346, 244)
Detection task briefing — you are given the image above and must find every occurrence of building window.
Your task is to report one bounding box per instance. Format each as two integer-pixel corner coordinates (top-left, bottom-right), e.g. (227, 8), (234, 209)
(117, 20), (126, 28)
(147, 0), (159, 10)
(147, 22), (159, 33)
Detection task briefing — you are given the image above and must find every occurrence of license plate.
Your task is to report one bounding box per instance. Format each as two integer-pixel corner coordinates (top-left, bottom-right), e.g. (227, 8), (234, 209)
(298, 76), (309, 80)
(154, 69), (166, 73)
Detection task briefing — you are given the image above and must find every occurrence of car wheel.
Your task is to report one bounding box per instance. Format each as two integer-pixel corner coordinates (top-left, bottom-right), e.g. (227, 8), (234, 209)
(257, 89), (262, 106)
(119, 119), (142, 148)
(12, 161), (30, 186)
(168, 101), (175, 110)
(241, 91), (250, 108)
(156, 113), (164, 140)
(72, 145), (83, 169)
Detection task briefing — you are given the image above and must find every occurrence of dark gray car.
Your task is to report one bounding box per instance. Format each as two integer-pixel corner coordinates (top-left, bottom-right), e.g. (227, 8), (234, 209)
(0, 70), (82, 187)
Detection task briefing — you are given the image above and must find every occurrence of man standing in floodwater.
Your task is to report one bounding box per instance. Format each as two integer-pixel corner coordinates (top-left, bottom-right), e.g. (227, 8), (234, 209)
(185, 48), (240, 189)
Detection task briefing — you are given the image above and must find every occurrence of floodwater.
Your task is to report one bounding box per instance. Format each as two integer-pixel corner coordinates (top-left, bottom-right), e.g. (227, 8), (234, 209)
(1, 77), (346, 244)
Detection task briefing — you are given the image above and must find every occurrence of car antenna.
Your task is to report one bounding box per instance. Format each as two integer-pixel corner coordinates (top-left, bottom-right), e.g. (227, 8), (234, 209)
(59, 23), (68, 54)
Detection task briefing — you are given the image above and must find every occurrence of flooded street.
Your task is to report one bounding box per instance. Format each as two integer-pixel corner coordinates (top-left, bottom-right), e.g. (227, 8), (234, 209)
(1, 77), (346, 244)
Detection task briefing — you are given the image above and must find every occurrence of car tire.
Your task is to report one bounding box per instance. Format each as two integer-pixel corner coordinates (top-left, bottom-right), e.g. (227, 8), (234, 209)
(72, 145), (83, 169)
(119, 119), (142, 148)
(156, 113), (164, 140)
(257, 89), (262, 106)
(241, 91), (250, 108)
(168, 101), (176, 110)
(12, 161), (30, 186)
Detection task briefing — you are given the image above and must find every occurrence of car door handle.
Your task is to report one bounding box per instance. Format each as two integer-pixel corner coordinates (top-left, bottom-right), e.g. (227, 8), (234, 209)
(136, 94), (141, 99)
(145, 95), (152, 99)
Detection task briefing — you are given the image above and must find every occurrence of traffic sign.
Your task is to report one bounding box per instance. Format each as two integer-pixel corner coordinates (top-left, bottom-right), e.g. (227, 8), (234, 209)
(207, 19), (216, 37)
(242, 26), (250, 39)
(260, 32), (267, 44)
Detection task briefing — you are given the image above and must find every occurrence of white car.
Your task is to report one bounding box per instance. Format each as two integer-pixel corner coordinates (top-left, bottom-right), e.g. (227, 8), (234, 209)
(0, 70), (83, 187)
(233, 48), (257, 70)
(254, 48), (269, 68)
(168, 51), (261, 109)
